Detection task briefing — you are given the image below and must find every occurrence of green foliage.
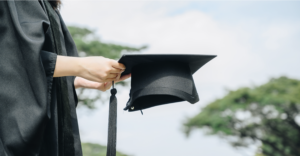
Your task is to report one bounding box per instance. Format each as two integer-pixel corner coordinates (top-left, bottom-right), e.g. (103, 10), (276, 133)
(183, 77), (300, 156)
(82, 142), (130, 156)
(68, 26), (146, 108)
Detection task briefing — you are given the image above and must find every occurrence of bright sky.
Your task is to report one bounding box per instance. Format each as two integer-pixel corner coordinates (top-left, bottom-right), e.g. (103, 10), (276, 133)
(61, 1), (300, 156)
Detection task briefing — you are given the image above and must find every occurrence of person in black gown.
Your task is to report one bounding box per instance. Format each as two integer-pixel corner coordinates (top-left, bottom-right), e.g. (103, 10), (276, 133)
(0, 0), (131, 155)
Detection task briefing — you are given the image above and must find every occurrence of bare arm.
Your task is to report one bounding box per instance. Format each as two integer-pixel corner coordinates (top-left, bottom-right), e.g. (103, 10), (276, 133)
(53, 55), (131, 91)
(53, 56), (81, 77)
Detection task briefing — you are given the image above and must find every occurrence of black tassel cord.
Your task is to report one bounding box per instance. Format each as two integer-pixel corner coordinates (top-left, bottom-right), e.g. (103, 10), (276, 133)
(106, 81), (117, 156)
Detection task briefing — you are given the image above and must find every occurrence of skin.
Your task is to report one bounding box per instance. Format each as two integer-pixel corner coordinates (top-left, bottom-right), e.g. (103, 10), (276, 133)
(53, 55), (131, 91)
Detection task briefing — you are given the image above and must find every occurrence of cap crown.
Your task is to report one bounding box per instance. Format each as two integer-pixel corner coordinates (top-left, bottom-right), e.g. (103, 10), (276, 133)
(119, 54), (216, 111)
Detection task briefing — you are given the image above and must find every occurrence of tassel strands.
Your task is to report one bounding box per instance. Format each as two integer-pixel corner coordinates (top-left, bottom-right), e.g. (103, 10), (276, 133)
(106, 81), (117, 156)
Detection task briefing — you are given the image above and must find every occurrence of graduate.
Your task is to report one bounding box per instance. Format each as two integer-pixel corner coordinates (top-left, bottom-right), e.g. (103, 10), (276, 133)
(0, 0), (217, 156)
(0, 0), (131, 155)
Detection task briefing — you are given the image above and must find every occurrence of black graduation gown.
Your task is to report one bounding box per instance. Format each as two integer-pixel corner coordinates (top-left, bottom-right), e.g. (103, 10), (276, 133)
(0, 0), (82, 155)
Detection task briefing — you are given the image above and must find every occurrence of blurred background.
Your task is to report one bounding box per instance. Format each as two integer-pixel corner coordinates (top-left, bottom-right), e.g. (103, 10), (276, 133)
(61, 1), (300, 156)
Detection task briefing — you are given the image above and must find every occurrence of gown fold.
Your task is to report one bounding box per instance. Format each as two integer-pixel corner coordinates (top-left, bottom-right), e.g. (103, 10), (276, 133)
(0, 0), (82, 155)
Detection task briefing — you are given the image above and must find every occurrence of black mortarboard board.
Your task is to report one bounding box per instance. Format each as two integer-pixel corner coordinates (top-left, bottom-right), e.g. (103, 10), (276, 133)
(106, 54), (216, 156)
(119, 54), (216, 111)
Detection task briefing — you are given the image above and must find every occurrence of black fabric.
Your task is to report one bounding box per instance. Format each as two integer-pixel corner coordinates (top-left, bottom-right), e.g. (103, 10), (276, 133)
(119, 54), (216, 76)
(0, 0), (82, 155)
(106, 87), (117, 156)
(41, 51), (57, 77)
(0, 1), (50, 155)
(124, 62), (198, 111)
(40, 51), (57, 118)
(118, 54), (216, 112)
(44, 1), (75, 155)
(0, 139), (7, 156)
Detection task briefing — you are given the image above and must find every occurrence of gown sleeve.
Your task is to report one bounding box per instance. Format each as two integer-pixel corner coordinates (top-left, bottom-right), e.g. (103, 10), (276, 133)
(0, 1), (56, 155)
(40, 51), (57, 78)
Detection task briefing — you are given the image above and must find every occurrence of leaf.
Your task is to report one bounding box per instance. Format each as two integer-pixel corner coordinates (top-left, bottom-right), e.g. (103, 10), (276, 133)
(183, 76), (300, 156)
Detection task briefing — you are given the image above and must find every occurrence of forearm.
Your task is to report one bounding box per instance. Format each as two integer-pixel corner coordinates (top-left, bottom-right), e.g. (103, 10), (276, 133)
(53, 55), (82, 77)
(53, 55), (125, 84)
(53, 55), (130, 91)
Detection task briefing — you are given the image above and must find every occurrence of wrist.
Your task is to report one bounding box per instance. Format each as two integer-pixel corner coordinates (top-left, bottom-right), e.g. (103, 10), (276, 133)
(73, 57), (84, 77)
(74, 77), (82, 89)
(54, 56), (83, 77)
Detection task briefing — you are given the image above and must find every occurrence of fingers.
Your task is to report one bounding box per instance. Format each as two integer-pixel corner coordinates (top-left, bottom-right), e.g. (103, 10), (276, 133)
(104, 82), (112, 91)
(97, 82), (112, 92)
(116, 73), (131, 83)
(110, 60), (126, 70)
(106, 73), (118, 79)
(103, 78), (119, 83)
(98, 73), (131, 91)
(116, 73), (121, 81)
(110, 68), (124, 73)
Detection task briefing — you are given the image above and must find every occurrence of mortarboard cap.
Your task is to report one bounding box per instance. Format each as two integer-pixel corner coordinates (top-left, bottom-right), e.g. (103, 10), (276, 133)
(118, 54), (216, 112)
(106, 54), (216, 156)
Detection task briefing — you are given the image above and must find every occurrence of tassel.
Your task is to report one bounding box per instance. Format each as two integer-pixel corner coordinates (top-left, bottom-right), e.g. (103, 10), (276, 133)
(106, 81), (117, 156)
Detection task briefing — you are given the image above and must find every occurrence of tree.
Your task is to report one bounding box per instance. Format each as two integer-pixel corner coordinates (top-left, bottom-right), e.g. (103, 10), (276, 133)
(183, 77), (300, 156)
(82, 143), (130, 156)
(68, 26), (147, 108)
(68, 26), (147, 59)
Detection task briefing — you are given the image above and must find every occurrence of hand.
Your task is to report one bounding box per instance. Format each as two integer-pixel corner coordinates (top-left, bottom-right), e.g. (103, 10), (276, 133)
(77, 56), (125, 83)
(54, 56), (125, 83)
(74, 73), (131, 91)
